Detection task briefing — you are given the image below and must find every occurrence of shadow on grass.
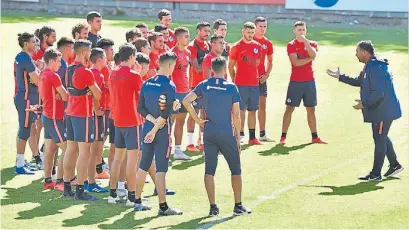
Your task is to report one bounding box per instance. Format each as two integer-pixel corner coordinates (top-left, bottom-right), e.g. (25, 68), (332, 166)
(303, 177), (400, 196)
(258, 143), (312, 156)
(151, 216), (212, 229)
(172, 155), (204, 171)
(1, 167), (17, 186)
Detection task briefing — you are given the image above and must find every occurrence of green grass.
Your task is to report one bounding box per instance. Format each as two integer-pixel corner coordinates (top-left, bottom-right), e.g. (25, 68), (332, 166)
(1, 14), (408, 229)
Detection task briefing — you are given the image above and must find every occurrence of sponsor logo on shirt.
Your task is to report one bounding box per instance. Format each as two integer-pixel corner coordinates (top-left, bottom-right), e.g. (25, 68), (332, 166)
(207, 85), (227, 91)
(146, 82), (161, 87)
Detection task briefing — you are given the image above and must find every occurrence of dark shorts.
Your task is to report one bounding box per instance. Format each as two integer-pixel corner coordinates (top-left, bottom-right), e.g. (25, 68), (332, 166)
(259, 82), (268, 97)
(108, 118), (115, 144)
(94, 115), (105, 142)
(285, 80), (317, 107)
(14, 94), (38, 141)
(65, 115), (95, 143)
(114, 126), (142, 150)
(237, 86), (259, 111)
(173, 93), (188, 114)
(42, 115), (67, 144)
(104, 110), (111, 136)
(204, 132), (241, 176)
(139, 121), (172, 173)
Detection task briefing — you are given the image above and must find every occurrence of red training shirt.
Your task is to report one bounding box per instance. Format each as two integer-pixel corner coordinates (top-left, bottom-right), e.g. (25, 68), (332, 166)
(32, 49), (44, 61)
(170, 46), (191, 93)
(287, 39), (318, 82)
(166, 29), (176, 49)
(202, 52), (227, 80)
(229, 39), (262, 87)
(39, 69), (65, 120)
(253, 36), (273, 76)
(91, 68), (106, 111)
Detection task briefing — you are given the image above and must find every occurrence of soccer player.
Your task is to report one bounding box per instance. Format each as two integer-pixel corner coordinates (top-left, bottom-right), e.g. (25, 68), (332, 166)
(170, 27), (192, 160)
(39, 48), (68, 191)
(133, 38), (151, 56)
(229, 22), (262, 145)
(87, 48), (109, 193)
(126, 29), (142, 43)
(327, 40), (403, 181)
(186, 21), (211, 152)
(147, 32), (165, 79)
(154, 24), (170, 52)
(136, 23), (149, 39)
(33, 26), (56, 62)
(63, 39), (101, 200)
(253, 17), (274, 142)
(157, 9), (176, 48)
(14, 32), (41, 174)
(280, 21), (326, 145)
(213, 19), (230, 60)
(87, 11), (102, 48)
(183, 56), (251, 216)
(135, 51), (182, 215)
(56, 37), (75, 88)
(202, 34), (226, 79)
(72, 22), (89, 40)
(107, 44), (144, 206)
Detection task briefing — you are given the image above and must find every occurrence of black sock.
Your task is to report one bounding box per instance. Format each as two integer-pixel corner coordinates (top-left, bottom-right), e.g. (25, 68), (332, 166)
(70, 176), (77, 182)
(235, 202), (242, 207)
(240, 131), (245, 136)
(34, 155), (42, 164)
(210, 204), (217, 208)
(159, 202), (169, 211)
(135, 198), (142, 204)
(260, 130), (266, 138)
(101, 158), (106, 165)
(45, 177), (52, 183)
(76, 185), (84, 192)
(96, 164), (103, 174)
(110, 189), (117, 198)
(249, 129), (255, 140)
(40, 144), (44, 153)
(312, 132), (318, 139)
(52, 167), (56, 175)
(56, 178), (63, 183)
(128, 191), (136, 202)
(281, 133), (287, 138)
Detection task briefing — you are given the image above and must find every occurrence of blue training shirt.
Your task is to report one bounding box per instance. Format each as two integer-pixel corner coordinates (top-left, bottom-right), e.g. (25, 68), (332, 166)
(88, 32), (101, 48)
(193, 77), (241, 135)
(57, 58), (68, 88)
(15, 51), (38, 99)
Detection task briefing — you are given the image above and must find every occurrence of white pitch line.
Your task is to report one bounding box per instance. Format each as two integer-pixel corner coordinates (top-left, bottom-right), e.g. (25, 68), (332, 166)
(197, 151), (372, 229)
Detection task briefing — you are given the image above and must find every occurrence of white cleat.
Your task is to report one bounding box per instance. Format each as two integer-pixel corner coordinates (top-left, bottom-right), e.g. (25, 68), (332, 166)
(259, 135), (274, 142)
(173, 150), (191, 160)
(107, 196), (121, 204)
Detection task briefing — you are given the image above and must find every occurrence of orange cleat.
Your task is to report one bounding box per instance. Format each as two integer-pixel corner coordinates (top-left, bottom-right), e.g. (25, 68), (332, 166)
(43, 181), (56, 190)
(54, 182), (64, 192)
(312, 138), (328, 144)
(248, 139), (263, 145)
(95, 170), (110, 179)
(186, 144), (200, 152)
(279, 137), (286, 145)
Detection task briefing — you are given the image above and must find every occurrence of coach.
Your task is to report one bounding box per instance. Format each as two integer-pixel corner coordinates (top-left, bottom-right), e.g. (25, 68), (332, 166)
(327, 40), (403, 182)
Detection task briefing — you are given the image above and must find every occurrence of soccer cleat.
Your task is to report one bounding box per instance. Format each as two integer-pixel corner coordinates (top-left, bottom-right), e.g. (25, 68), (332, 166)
(63, 188), (75, 197)
(74, 191), (98, 201)
(134, 202), (152, 211)
(358, 173), (382, 182)
(24, 160), (38, 171)
(43, 181), (56, 190)
(384, 164), (404, 178)
(36, 161), (44, 170)
(117, 189), (128, 199)
(107, 196), (122, 204)
(209, 205), (220, 217)
(248, 139), (263, 145)
(233, 205), (252, 216)
(126, 199), (135, 207)
(279, 137), (286, 145)
(153, 188), (176, 196)
(158, 207), (183, 216)
(259, 135), (274, 142)
(15, 166), (35, 175)
(95, 170), (110, 179)
(54, 182), (64, 192)
(186, 144), (200, 152)
(312, 138), (327, 144)
(198, 144), (204, 151)
(173, 150), (191, 160)
(86, 184), (108, 193)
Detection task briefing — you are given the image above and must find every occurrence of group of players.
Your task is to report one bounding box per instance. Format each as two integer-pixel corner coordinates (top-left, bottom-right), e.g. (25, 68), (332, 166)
(13, 9), (327, 216)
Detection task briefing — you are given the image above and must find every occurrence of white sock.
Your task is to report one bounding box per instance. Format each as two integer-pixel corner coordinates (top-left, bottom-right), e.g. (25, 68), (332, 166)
(118, 181), (125, 190)
(187, 132), (194, 145)
(175, 145), (181, 152)
(200, 132), (204, 144)
(16, 154), (25, 167)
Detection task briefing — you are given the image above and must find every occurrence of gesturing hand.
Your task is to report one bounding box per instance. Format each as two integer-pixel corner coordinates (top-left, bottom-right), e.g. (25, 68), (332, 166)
(144, 130), (156, 143)
(353, 100), (363, 110)
(326, 67), (341, 79)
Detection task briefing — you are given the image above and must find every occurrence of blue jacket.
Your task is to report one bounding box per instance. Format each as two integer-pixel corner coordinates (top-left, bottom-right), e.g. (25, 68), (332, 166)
(339, 56), (402, 123)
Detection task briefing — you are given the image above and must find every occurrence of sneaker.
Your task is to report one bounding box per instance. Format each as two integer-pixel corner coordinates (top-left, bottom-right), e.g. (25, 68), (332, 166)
(158, 207), (183, 216)
(15, 166), (35, 175)
(312, 137), (327, 144)
(384, 164), (404, 178)
(95, 170), (110, 179)
(198, 144), (204, 151)
(259, 135), (274, 142)
(240, 136), (245, 144)
(126, 199), (135, 207)
(43, 181), (56, 190)
(248, 139), (263, 145)
(24, 160), (37, 171)
(108, 196), (122, 204)
(173, 150), (191, 160)
(233, 205), (252, 216)
(279, 137), (286, 145)
(117, 189), (128, 199)
(153, 188), (176, 196)
(209, 205), (219, 217)
(54, 182), (64, 192)
(36, 161), (44, 170)
(134, 202), (152, 211)
(74, 190), (98, 201)
(186, 144), (200, 152)
(358, 173), (382, 182)
(86, 184), (108, 193)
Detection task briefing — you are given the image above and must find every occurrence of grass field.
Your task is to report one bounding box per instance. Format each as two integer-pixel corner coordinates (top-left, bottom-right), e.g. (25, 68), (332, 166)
(1, 12), (408, 229)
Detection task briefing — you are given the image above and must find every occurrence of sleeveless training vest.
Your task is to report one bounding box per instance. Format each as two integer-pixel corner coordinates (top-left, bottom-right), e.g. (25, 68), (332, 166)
(67, 64), (89, 96)
(194, 41), (210, 65)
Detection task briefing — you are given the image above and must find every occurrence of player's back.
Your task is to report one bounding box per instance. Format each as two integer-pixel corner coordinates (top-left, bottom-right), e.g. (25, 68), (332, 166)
(195, 78), (240, 135)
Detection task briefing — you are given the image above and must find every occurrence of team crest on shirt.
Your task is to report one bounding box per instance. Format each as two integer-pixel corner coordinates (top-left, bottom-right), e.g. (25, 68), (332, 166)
(253, 48), (259, 54)
(262, 44), (267, 50)
(186, 55), (190, 61)
(169, 36), (174, 42)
